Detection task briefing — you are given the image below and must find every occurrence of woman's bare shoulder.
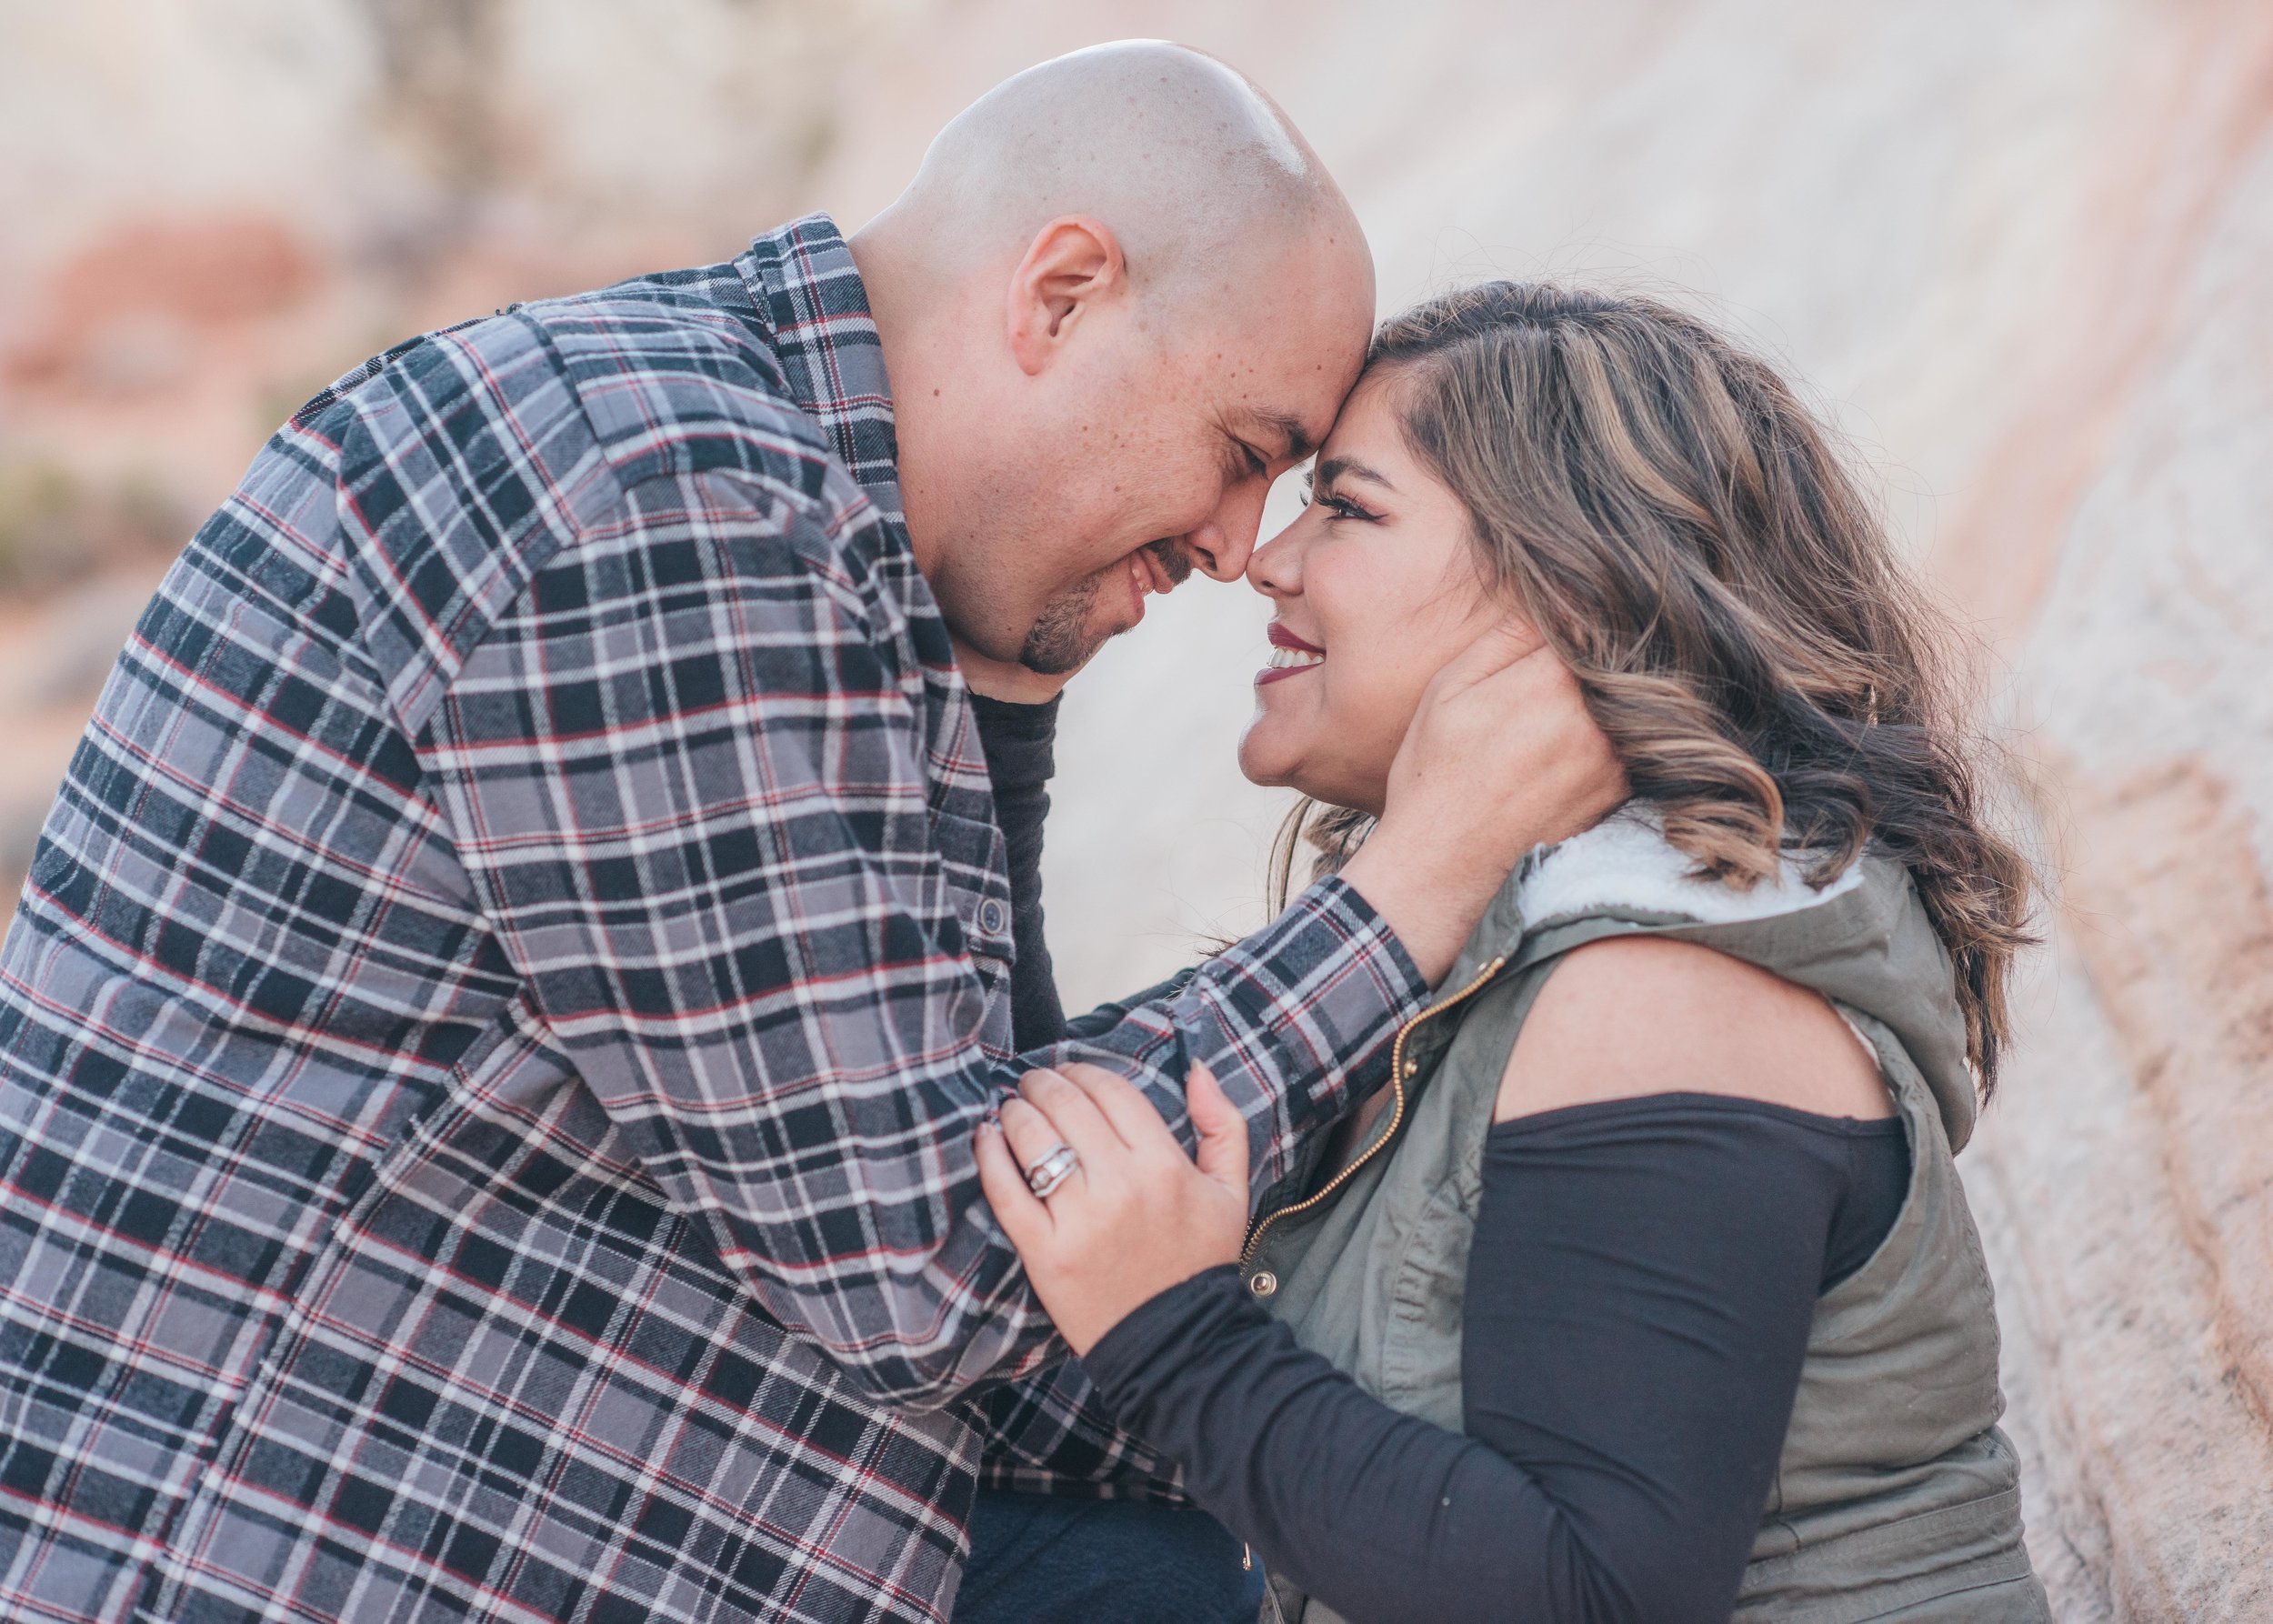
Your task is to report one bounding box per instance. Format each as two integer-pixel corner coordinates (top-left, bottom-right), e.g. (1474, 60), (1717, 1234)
(1493, 935), (1893, 1125)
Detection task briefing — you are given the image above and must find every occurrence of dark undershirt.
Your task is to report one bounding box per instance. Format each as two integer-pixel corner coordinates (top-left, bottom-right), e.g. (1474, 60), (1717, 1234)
(969, 693), (1066, 1050)
(1081, 1094), (1909, 1624)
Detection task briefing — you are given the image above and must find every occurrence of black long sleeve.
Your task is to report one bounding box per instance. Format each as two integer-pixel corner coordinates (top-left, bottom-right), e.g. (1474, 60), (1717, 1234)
(1080, 1094), (1908, 1624)
(970, 693), (1066, 1049)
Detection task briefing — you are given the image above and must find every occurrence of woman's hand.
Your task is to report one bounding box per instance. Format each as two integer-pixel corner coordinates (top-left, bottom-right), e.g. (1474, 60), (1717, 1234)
(976, 1061), (1251, 1356)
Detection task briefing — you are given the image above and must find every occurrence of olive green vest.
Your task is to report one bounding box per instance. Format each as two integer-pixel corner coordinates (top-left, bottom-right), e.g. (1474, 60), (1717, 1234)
(1246, 816), (2048, 1623)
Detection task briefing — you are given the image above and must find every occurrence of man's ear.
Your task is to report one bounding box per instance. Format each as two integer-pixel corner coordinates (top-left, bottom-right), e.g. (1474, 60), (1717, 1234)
(1006, 215), (1126, 377)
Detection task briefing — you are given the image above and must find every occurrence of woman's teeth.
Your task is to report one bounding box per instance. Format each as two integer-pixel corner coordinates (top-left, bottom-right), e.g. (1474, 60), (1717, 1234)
(1267, 646), (1325, 670)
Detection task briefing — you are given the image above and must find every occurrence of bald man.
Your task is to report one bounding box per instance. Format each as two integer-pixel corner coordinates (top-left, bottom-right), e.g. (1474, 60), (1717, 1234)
(855, 43), (1374, 680)
(0, 43), (1615, 1624)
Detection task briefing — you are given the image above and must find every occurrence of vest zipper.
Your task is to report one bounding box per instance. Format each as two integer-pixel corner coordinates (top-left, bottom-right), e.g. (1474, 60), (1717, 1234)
(1239, 952), (1509, 1271)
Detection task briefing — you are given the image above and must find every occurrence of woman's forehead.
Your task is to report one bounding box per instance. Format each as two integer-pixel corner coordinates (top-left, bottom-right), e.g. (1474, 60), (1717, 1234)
(1317, 376), (1410, 474)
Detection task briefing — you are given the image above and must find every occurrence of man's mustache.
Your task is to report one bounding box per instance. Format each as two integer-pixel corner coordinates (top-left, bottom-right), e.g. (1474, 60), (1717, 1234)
(1145, 537), (1197, 588)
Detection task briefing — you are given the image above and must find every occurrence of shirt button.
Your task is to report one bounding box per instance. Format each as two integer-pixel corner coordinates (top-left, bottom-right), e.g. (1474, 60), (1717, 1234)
(978, 899), (1006, 935)
(1247, 1270), (1278, 1298)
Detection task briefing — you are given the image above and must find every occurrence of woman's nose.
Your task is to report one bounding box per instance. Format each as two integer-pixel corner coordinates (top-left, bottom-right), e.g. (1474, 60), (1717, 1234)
(1246, 518), (1303, 597)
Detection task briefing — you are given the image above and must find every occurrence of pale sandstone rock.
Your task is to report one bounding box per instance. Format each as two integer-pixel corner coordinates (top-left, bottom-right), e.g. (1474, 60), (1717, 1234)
(1965, 75), (2273, 1609)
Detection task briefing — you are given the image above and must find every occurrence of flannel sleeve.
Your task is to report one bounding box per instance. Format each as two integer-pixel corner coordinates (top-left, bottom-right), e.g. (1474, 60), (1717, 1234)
(971, 1358), (1187, 1502)
(418, 469), (1429, 1408)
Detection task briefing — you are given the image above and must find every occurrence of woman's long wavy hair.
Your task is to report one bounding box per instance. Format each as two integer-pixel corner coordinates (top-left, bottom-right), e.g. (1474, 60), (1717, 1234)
(1271, 282), (2035, 1092)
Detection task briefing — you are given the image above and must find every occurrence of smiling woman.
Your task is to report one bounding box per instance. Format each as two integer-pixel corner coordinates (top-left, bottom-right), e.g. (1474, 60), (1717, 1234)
(1238, 377), (1514, 818)
(978, 279), (2048, 1624)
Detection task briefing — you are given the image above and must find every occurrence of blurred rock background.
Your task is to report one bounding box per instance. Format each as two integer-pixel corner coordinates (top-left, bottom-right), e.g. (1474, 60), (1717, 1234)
(4, 0), (2268, 1612)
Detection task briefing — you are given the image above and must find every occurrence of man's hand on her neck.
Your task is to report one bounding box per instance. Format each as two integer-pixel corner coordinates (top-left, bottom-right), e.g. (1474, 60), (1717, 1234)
(1337, 632), (1628, 985)
(951, 634), (1076, 704)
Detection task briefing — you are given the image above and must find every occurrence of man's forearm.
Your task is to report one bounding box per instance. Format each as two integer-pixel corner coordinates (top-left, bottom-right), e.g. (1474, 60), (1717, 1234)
(1046, 875), (1427, 1190)
(1336, 839), (1497, 987)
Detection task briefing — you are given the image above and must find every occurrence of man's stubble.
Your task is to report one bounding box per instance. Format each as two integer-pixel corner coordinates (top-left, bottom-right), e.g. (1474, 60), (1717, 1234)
(1017, 537), (1196, 675)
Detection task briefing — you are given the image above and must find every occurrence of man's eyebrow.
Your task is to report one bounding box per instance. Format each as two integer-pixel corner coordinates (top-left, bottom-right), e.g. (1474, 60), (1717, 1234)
(1316, 455), (1396, 491)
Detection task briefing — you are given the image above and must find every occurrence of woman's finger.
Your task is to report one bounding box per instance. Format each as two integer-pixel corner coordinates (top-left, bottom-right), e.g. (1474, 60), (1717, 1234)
(1184, 1062), (1252, 1195)
(1016, 1067), (1129, 1166)
(1056, 1062), (1183, 1155)
(975, 1120), (1052, 1247)
(997, 1094), (1083, 1191)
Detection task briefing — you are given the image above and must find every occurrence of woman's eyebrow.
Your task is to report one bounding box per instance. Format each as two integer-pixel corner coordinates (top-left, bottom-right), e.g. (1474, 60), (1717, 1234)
(1316, 455), (1396, 491)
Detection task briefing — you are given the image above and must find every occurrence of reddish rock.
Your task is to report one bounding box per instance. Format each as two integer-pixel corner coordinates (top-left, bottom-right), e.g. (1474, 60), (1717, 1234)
(6, 215), (321, 398)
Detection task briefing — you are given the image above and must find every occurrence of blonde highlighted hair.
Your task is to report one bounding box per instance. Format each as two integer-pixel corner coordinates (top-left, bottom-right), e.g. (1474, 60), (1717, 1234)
(1275, 283), (2035, 1091)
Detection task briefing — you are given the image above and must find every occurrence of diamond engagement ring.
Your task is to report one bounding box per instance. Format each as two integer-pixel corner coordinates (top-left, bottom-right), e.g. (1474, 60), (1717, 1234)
(1024, 1143), (1081, 1200)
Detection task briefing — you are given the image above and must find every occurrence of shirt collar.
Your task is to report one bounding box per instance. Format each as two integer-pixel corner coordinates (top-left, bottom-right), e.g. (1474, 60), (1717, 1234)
(735, 213), (905, 525)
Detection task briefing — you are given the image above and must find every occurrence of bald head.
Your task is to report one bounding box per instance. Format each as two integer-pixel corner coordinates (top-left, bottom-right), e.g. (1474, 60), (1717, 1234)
(852, 43), (1376, 674)
(886, 40), (1367, 315)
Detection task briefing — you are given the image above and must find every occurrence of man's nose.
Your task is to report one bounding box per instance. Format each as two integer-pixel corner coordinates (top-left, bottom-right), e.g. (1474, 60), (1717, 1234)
(1185, 486), (1270, 582)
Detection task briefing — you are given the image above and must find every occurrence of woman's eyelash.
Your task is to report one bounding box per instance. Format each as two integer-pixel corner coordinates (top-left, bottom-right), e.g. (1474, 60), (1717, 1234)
(1307, 490), (1377, 522)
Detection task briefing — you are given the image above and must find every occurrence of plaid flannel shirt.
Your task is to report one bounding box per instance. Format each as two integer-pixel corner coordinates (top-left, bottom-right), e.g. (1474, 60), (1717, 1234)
(0, 216), (1428, 1624)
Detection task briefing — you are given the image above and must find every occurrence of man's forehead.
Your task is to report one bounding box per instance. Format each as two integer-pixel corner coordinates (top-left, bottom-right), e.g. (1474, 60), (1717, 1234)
(1194, 311), (1367, 457)
(1200, 297), (1369, 453)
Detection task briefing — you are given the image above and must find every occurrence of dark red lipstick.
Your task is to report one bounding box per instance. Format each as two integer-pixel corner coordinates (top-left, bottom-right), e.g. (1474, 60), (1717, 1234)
(1257, 621), (1327, 686)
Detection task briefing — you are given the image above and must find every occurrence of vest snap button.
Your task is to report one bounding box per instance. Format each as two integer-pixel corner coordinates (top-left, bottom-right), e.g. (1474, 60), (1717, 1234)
(1247, 1270), (1278, 1298)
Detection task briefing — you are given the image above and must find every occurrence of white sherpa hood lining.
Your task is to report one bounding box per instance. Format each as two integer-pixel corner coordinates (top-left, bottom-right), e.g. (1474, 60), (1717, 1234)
(1517, 809), (1866, 933)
